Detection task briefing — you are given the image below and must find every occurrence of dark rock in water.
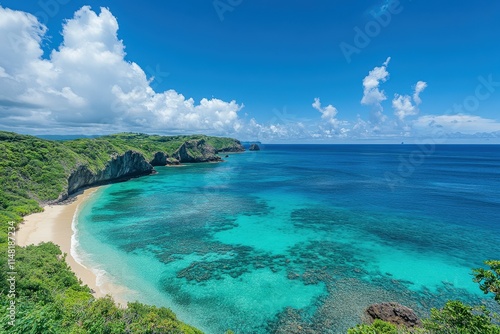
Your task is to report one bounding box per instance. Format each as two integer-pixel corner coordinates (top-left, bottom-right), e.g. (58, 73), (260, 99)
(249, 143), (260, 151)
(172, 139), (222, 163)
(365, 302), (421, 328)
(225, 155), (229, 158)
(166, 157), (180, 165)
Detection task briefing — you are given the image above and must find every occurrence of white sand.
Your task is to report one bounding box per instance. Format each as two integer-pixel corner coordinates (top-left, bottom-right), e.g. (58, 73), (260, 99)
(17, 187), (130, 306)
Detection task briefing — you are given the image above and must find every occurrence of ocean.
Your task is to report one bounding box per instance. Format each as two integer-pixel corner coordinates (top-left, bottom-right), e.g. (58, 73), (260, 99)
(74, 144), (500, 333)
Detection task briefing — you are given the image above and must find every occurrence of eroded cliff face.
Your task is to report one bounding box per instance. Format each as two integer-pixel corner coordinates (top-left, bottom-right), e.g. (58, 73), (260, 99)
(150, 151), (169, 166)
(65, 151), (153, 198)
(215, 140), (245, 153)
(61, 139), (242, 201)
(173, 139), (222, 163)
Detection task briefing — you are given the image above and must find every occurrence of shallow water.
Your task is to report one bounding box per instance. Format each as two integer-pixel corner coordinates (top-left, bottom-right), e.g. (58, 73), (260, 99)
(75, 145), (500, 333)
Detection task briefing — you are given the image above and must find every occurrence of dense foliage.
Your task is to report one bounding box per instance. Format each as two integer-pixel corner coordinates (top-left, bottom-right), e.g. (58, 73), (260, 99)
(0, 243), (202, 333)
(348, 319), (418, 334)
(0, 131), (240, 333)
(0, 131), (240, 244)
(423, 300), (500, 333)
(348, 260), (500, 333)
(473, 260), (500, 303)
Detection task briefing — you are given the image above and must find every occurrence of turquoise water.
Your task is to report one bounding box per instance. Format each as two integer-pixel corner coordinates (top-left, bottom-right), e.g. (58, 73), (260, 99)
(75, 145), (500, 333)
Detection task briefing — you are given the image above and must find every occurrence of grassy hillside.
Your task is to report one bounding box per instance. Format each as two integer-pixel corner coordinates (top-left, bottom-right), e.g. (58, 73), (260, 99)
(0, 131), (241, 333)
(0, 131), (241, 239)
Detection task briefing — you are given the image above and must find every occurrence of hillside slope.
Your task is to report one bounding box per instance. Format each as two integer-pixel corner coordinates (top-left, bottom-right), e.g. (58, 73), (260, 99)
(0, 131), (243, 234)
(0, 131), (243, 333)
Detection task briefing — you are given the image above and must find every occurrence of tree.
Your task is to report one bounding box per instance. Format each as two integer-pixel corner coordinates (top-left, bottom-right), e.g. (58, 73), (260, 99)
(348, 260), (500, 333)
(347, 319), (407, 334)
(423, 300), (500, 333)
(422, 260), (500, 333)
(473, 260), (500, 303)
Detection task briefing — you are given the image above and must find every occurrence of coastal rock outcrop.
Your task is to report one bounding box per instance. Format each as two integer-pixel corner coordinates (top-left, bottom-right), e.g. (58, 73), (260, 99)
(166, 157), (180, 165)
(249, 144), (260, 151)
(3, 132), (246, 207)
(365, 302), (421, 328)
(150, 151), (169, 166)
(172, 139), (221, 163)
(60, 137), (243, 201)
(66, 150), (153, 197)
(215, 139), (245, 153)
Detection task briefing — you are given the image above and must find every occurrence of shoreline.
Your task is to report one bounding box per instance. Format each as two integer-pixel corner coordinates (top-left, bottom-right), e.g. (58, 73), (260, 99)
(17, 187), (130, 306)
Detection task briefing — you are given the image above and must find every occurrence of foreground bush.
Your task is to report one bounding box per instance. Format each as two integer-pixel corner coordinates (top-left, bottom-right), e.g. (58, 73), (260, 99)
(0, 243), (202, 333)
(348, 260), (500, 334)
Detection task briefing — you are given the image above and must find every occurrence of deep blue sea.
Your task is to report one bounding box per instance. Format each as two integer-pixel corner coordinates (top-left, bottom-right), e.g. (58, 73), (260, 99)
(75, 145), (500, 333)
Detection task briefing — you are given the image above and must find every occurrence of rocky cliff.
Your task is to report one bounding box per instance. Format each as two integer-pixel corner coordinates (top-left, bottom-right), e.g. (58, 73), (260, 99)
(214, 140), (245, 153)
(150, 151), (169, 166)
(63, 138), (237, 199)
(65, 150), (153, 199)
(249, 143), (260, 151)
(172, 139), (222, 163)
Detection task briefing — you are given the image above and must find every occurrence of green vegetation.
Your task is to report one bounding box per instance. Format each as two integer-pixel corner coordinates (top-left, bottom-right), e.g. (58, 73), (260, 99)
(0, 131), (241, 333)
(473, 260), (500, 303)
(0, 243), (202, 333)
(0, 131), (240, 243)
(423, 300), (500, 333)
(349, 260), (500, 333)
(1, 131), (499, 333)
(348, 319), (420, 334)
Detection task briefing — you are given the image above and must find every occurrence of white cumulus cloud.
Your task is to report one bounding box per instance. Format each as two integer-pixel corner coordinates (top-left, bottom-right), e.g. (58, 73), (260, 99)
(312, 98), (340, 127)
(312, 98), (350, 138)
(0, 6), (244, 134)
(413, 80), (427, 105)
(361, 57), (391, 123)
(1, 5), (497, 143)
(392, 94), (416, 120)
(361, 57), (391, 107)
(392, 80), (427, 121)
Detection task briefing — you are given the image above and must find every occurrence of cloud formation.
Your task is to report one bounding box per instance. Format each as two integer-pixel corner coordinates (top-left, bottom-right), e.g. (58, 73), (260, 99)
(392, 95), (416, 120)
(312, 98), (340, 127)
(361, 57), (391, 123)
(413, 114), (500, 135)
(392, 80), (427, 121)
(0, 6), (243, 134)
(0, 5), (497, 142)
(361, 57), (391, 105)
(413, 81), (427, 105)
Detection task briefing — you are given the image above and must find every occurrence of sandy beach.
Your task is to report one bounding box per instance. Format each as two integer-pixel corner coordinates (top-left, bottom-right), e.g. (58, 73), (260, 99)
(17, 187), (129, 306)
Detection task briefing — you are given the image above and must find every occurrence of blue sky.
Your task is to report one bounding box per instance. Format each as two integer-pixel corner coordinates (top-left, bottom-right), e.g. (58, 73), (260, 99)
(0, 0), (499, 142)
